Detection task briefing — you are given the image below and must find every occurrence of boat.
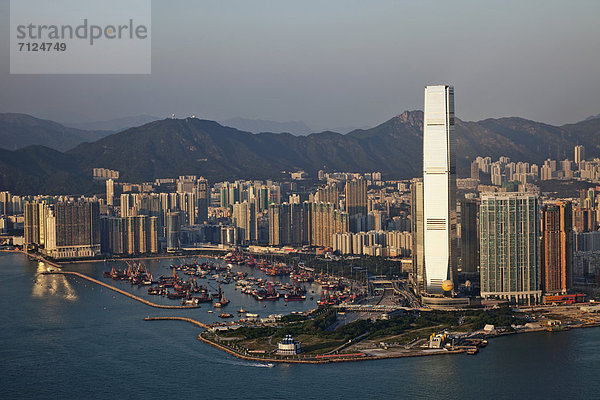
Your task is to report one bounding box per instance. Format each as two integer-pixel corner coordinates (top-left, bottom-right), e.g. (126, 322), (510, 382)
(254, 282), (280, 301)
(284, 286), (307, 301)
(238, 307), (246, 313)
(219, 313), (233, 318)
(215, 284), (230, 306)
(207, 310), (214, 313)
(181, 298), (199, 306)
(167, 291), (187, 299)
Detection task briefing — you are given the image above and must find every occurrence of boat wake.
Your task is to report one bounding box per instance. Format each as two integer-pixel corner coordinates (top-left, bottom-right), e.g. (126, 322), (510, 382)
(225, 360), (275, 368)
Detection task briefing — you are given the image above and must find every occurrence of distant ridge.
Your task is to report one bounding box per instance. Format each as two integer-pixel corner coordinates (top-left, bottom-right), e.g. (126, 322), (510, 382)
(584, 113), (600, 122)
(219, 117), (313, 135)
(1, 111), (600, 194)
(0, 113), (111, 152)
(63, 114), (162, 132)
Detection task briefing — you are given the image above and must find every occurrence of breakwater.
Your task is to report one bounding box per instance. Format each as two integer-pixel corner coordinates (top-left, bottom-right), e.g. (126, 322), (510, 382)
(42, 270), (201, 309)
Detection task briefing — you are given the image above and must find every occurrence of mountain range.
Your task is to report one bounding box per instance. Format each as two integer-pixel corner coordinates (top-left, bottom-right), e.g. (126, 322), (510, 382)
(0, 111), (599, 195)
(63, 114), (162, 132)
(0, 113), (111, 152)
(218, 118), (313, 135)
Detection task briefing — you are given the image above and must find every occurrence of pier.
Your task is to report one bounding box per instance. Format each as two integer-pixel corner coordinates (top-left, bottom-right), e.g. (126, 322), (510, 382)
(42, 270), (201, 309)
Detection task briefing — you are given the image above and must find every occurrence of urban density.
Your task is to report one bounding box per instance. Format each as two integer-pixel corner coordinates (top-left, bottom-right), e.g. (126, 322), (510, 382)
(3, 1), (600, 398)
(3, 86), (599, 310)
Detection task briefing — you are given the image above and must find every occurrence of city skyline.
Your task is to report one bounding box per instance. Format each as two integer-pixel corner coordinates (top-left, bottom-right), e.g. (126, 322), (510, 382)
(4, 1), (600, 397)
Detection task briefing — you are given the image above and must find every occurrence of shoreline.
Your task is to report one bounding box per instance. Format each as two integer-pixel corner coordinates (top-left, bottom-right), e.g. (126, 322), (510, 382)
(10, 251), (600, 364)
(143, 316), (467, 364)
(196, 333), (467, 364)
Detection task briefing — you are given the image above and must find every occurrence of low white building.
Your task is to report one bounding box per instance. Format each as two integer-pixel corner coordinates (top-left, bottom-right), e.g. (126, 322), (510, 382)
(277, 335), (302, 355)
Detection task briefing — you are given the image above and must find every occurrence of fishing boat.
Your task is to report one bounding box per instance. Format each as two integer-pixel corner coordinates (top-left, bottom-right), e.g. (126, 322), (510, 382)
(284, 286), (307, 301)
(254, 282), (280, 301)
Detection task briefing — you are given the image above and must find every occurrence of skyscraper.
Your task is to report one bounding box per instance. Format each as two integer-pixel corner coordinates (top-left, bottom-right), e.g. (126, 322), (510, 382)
(166, 211), (181, 251)
(316, 183), (339, 206)
(541, 202), (573, 295)
(460, 199), (479, 274)
(480, 193), (541, 305)
(106, 179), (115, 206)
(344, 178), (367, 216)
(196, 177), (209, 224)
(574, 207), (596, 233)
(422, 85), (457, 293)
(232, 201), (256, 244)
(44, 201), (101, 259)
(574, 145), (585, 165)
(345, 178), (367, 232)
(410, 178), (425, 294)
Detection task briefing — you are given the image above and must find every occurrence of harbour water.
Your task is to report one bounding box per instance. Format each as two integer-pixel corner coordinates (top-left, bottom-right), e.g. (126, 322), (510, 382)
(1, 252), (599, 400)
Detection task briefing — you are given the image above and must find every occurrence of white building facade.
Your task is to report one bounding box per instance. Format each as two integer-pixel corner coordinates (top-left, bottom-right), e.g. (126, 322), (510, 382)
(422, 85), (457, 293)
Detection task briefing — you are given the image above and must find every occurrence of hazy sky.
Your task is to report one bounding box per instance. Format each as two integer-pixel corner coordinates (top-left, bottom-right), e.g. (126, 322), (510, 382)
(1, 0), (599, 131)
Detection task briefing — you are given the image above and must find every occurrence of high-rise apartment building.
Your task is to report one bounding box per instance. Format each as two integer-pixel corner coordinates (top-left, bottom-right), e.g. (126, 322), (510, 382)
(574, 207), (596, 233)
(470, 160), (480, 180)
(422, 85), (457, 293)
(268, 203), (281, 246)
(410, 178), (425, 294)
(166, 211), (181, 251)
(459, 199), (478, 274)
(269, 202), (308, 247)
(574, 145), (585, 165)
(232, 201), (256, 244)
(345, 178), (367, 232)
(310, 202), (349, 248)
(541, 202), (573, 295)
(316, 183), (340, 206)
(120, 194), (131, 218)
(197, 177), (209, 224)
(480, 193), (541, 305)
(106, 179), (115, 206)
(101, 217), (124, 254)
(44, 201), (101, 259)
(24, 201), (40, 246)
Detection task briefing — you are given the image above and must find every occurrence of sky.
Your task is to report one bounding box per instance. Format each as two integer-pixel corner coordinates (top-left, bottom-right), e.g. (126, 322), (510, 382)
(1, 0), (599, 131)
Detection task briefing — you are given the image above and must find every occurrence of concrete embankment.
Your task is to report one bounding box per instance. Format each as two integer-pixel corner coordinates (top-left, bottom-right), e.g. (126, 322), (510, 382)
(144, 316), (210, 329)
(194, 333), (465, 364)
(42, 270), (201, 309)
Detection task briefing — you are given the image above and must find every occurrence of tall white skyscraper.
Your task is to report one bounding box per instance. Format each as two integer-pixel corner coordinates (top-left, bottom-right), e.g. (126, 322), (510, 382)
(423, 85), (457, 294)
